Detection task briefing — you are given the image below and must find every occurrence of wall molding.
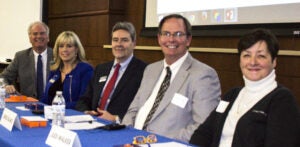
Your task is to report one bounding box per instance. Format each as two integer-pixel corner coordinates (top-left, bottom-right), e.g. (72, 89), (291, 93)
(103, 45), (300, 56)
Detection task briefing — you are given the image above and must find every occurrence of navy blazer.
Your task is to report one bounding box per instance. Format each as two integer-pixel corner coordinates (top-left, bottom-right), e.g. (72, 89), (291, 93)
(75, 57), (146, 120)
(190, 85), (300, 147)
(40, 62), (93, 109)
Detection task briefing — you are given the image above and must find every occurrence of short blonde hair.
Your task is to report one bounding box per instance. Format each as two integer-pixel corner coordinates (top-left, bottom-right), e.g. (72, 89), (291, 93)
(51, 31), (87, 71)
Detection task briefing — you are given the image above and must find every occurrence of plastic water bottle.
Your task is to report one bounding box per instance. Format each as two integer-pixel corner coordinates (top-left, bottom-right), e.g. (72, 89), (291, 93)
(52, 91), (65, 127)
(0, 78), (6, 109)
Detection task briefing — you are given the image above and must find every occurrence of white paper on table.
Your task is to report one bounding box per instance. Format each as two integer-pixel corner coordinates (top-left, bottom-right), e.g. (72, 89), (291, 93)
(15, 106), (29, 111)
(139, 141), (192, 147)
(64, 115), (94, 123)
(21, 116), (48, 121)
(64, 121), (105, 130)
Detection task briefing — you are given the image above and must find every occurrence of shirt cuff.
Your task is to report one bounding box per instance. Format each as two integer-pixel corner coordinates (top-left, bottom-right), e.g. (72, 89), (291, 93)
(115, 115), (121, 124)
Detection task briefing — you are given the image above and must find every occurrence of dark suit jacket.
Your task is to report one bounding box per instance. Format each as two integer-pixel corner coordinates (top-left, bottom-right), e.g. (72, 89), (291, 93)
(0, 47), (53, 98)
(190, 85), (300, 147)
(76, 57), (146, 119)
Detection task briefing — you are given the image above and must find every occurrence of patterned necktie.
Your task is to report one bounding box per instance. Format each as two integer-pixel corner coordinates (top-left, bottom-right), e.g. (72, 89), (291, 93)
(37, 54), (43, 99)
(99, 63), (121, 110)
(143, 66), (172, 130)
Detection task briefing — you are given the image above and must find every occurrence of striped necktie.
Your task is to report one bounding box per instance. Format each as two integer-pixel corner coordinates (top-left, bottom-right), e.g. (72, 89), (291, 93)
(143, 66), (171, 130)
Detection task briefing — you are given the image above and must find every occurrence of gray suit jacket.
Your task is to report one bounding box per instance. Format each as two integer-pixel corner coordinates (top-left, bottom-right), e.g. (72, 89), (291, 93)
(122, 53), (221, 142)
(0, 47), (53, 98)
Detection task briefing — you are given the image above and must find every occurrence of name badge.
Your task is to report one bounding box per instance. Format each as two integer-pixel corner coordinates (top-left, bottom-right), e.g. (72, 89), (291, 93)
(49, 79), (55, 83)
(46, 125), (81, 147)
(99, 76), (107, 83)
(216, 100), (229, 113)
(0, 108), (22, 131)
(171, 93), (188, 109)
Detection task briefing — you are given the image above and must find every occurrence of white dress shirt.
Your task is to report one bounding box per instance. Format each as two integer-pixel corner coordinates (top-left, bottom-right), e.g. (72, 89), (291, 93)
(100, 54), (133, 110)
(33, 49), (48, 89)
(134, 52), (189, 129)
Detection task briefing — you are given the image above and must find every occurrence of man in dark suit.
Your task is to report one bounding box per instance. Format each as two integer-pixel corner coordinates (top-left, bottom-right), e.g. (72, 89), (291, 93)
(76, 22), (147, 122)
(0, 21), (53, 99)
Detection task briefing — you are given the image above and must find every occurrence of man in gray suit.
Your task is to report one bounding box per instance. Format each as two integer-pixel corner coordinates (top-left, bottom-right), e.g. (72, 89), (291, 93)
(0, 21), (53, 99)
(122, 14), (221, 142)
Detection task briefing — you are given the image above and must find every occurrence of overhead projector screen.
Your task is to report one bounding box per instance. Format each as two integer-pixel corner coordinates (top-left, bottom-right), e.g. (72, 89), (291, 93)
(142, 0), (300, 36)
(0, 0), (43, 62)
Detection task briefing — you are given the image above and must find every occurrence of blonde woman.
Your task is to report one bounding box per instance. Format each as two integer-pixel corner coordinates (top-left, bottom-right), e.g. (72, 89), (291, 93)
(40, 31), (93, 109)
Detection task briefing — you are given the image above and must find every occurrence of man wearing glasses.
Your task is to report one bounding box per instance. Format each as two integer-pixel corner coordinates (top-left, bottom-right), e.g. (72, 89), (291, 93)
(122, 14), (221, 142)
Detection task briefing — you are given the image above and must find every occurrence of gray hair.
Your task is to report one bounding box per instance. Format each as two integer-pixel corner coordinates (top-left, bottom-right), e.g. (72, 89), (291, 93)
(27, 21), (50, 36)
(112, 22), (136, 42)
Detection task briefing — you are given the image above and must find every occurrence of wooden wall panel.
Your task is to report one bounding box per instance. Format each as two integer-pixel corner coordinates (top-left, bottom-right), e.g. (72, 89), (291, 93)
(134, 50), (164, 64)
(49, 0), (109, 15)
(48, 15), (110, 63)
(47, 0), (300, 105)
(48, 0), (128, 65)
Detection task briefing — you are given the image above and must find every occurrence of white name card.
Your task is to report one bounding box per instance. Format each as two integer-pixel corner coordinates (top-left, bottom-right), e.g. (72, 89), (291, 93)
(0, 108), (22, 131)
(216, 100), (229, 113)
(46, 125), (81, 147)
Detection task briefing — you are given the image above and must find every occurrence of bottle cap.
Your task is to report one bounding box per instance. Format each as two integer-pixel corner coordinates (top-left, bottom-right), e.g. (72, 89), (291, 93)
(56, 91), (62, 95)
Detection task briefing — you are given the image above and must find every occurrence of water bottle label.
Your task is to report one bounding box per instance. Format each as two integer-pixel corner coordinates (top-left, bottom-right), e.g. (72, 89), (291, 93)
(52, 105), (65, 127)
(0, 88), (6, 109)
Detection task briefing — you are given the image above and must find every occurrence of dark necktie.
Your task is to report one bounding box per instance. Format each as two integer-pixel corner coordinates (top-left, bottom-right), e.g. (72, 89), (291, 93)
(99, 63), (121, 110)
(37, 54), (43, 99)
(143, 67), (171, 130)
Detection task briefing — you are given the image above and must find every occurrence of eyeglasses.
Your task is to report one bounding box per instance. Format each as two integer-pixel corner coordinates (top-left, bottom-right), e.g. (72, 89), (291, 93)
(160, 31), (186, 39)
(132, 134), (157, 145)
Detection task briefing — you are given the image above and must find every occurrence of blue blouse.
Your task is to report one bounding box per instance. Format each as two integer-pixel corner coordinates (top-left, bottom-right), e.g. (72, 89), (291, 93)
(40, 62), (93, 109)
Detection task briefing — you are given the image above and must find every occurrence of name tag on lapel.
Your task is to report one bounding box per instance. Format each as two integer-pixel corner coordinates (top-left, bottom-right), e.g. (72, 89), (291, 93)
(216, 100), (229, 113)
(99, 76), (107, 83)
(171, 93), (188, 109)
(49, 79), (55, 83)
